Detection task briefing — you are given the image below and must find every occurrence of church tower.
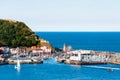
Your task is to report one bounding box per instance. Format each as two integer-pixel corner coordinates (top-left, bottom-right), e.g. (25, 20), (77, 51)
(63, 43), (67, 52)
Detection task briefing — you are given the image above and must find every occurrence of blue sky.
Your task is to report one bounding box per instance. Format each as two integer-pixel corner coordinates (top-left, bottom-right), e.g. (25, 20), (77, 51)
(0, 0), (120, 31)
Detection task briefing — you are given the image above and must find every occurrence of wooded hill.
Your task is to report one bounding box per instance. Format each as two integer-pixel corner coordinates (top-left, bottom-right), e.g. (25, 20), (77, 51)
(0, 19), (39, 47)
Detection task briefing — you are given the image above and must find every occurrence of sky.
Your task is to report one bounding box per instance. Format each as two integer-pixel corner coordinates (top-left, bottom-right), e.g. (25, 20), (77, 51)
(0, 0), (120, 31)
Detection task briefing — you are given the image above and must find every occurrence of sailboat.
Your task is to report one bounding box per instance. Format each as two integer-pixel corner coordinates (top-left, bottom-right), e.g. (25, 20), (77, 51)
(15, 59), (20, 71)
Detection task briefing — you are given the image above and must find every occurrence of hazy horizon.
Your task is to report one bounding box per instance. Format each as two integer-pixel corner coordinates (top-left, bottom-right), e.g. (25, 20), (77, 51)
(0, 0), (120, 31)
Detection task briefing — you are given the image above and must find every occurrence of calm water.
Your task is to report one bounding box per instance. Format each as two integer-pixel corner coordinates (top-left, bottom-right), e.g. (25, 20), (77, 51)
(1, 32), (120, 80)
(36, 32), (120, 52)
(0, 58), (120, 80)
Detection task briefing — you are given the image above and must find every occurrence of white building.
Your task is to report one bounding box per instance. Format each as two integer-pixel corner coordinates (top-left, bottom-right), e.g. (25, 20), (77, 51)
(10, 48), (19, 54)
(69, 50), (91, 61)
(68, 50), (108, 62)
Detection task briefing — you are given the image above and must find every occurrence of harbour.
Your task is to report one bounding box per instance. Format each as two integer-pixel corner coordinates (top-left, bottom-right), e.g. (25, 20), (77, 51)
(0, 32), (120, 80)
(1, 0), (120, 79)
(56, 44), (120, 65)
(0, 58), (120, 80)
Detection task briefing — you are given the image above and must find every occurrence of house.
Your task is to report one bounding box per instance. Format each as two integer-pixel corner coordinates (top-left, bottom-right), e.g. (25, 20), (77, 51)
(31, 46), (51, 56)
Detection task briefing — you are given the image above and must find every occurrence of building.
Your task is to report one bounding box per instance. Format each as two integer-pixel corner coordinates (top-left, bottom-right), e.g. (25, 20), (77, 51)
(67, 50), (107, 62)
(31, 46), (51, 55)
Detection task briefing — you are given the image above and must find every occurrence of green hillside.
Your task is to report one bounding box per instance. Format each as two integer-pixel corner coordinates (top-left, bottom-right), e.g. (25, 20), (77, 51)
(0, 19), (39, 47)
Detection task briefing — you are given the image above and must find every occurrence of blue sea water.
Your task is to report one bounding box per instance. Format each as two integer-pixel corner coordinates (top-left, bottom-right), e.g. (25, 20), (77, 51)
(36, 32), (120, 53)
(0, 32), (120, 80)
(0, 59), (120, 80)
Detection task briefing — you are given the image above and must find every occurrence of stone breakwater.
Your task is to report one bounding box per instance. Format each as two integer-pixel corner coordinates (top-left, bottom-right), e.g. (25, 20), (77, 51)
(92, 51), (120, 64)
(107, 53), (120, 65)
(56, 50), (120, 65)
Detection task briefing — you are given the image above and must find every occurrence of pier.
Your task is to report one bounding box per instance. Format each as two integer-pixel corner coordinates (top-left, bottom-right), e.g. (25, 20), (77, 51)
(56, 49), (120, 65)
(8, 61), (43, 64)
(64, 60), (107, 65)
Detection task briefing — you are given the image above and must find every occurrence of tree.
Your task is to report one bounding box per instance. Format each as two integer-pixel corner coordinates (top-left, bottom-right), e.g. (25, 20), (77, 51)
(0, 19), (40, 48)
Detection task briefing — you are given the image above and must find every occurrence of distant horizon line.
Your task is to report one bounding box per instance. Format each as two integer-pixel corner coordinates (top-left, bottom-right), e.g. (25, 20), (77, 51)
(34, 31), (120, 32)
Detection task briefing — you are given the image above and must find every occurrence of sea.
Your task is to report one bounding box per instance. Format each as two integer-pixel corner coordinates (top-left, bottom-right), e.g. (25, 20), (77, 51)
(0, 32), (120, 80)
(36, 32), (120, 52)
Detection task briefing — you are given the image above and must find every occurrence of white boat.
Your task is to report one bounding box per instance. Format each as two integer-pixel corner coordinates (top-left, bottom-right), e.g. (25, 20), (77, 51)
(15, 59), (20, 71)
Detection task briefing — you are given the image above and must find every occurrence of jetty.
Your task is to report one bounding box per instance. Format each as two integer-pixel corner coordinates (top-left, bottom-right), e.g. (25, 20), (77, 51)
(8, 57), (43, 64)
(56, 44), (120, 65)
(56, 50), (108, 65)
(56, 50), (120, 65)
(8, 61), (43, 64)
(64, 60), (107, 65)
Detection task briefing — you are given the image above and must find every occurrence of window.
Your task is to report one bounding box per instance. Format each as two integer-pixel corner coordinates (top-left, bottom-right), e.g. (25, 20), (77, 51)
(74, 54), (78, 56)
